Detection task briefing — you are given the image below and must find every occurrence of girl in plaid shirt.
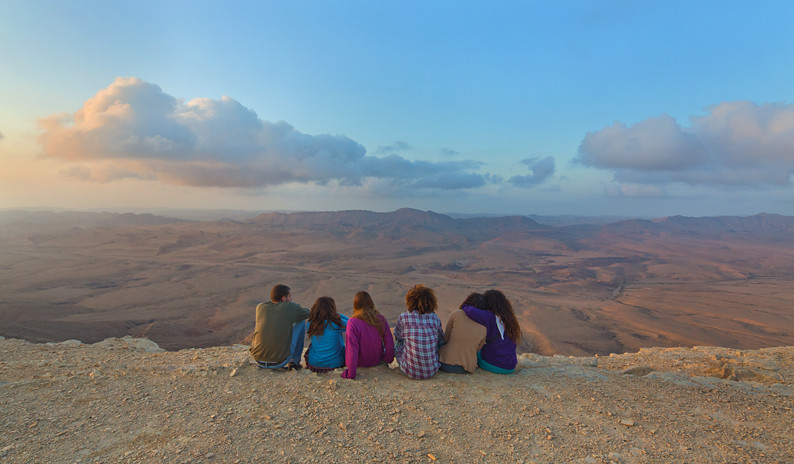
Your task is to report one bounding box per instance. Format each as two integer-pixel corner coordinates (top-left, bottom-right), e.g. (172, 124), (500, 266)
(395, 284), (444, 380)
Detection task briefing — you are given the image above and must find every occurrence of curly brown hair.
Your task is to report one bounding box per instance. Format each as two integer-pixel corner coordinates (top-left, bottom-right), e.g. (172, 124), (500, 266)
(307, 296), (342, 338)
(404, 284), (438, 314)
(483, 289), (522, 344)
(352, 291), (385, 340)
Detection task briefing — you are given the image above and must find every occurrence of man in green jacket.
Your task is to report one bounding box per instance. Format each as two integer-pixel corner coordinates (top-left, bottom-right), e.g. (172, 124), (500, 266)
(250, 284), (310, 370)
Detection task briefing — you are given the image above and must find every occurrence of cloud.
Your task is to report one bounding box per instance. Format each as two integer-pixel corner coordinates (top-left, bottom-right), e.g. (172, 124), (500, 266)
(439, 148), (460, 157)
(508, 156), (556, 187)
(37, 78), (488, 191)
(604, 183), (667, 198)
(577, 101), (794, 187)
(373, 140), (412, 155)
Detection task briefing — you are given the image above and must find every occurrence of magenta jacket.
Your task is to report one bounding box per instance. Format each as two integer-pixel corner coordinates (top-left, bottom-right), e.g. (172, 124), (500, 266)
(341, 315), (395, 379)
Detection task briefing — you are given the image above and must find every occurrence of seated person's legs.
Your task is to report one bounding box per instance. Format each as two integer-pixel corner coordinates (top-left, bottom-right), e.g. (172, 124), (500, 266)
(255, 358), (289, 369)
(439, 362), (468, 373)
(476, 351), (515, 374)
(289, 320), (306, 366)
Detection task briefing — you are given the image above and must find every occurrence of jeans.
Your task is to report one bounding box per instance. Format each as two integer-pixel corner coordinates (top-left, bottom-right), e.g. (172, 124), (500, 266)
(256, 320), (306, 369)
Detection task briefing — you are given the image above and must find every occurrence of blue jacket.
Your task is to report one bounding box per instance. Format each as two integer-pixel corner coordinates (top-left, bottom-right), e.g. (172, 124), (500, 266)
(306, 315), (349, 368)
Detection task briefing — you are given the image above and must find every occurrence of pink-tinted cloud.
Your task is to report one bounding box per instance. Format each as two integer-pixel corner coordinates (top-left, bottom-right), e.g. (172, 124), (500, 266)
(38, 77), (489, 190)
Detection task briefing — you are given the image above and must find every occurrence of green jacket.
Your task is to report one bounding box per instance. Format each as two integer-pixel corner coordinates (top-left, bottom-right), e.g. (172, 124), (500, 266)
(249, 301), (310, 362)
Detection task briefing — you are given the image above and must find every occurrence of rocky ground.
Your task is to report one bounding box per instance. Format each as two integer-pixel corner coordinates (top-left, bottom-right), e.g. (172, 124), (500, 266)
(1, 336), (792, 463)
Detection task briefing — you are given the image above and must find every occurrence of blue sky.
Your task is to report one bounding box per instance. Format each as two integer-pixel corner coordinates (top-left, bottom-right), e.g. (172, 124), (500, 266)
(2, 1), (793, 217)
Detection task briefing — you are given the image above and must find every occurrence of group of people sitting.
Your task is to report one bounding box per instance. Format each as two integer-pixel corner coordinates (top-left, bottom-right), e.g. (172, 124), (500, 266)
(249, 283), (522, 379)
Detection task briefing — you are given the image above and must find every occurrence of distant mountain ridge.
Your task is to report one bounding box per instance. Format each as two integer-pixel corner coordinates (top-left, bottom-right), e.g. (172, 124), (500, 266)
(247, 207), (550, 242)
(0, 210), (188, 227)
(3, 208), (793, 242)
(600, 213), (794, 239)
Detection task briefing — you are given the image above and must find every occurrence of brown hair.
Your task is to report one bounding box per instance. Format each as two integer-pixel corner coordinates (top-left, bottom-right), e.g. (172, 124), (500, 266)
(270, 284), (290, 303)
(483, 289), (522, 344)
(405, 284), (438, 314)
(307, 296), (342, 337)
(460, 292), (485, 310)
(352, 291), (385, 339)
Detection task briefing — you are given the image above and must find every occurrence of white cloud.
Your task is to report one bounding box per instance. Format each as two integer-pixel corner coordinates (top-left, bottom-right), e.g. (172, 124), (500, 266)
(508, 156), (555, 187)
(577, 101), (794, 188)
(38, 77), (488, 191)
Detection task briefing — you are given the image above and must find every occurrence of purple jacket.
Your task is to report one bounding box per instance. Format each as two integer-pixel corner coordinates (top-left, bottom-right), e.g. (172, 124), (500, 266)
(461, 305), (517, 370)
(341, 315), (395, 379)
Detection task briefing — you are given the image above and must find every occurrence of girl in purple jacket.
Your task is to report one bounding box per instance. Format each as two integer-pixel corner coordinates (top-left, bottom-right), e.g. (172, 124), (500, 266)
(341, 291), (395, 379)
(461, 289), (522, 374)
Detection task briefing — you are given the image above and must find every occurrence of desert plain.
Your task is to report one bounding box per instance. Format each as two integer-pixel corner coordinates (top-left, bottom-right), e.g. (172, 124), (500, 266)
(1, 208), (793, 356)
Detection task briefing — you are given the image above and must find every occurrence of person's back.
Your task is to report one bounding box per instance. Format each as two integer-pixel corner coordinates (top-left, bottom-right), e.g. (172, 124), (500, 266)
(439, 308), (486, 373)
(250, 284), (309, 369)
(461, 289), (521, 373)
(341, 291), (395, 379)
(395, 284), (444, 380)
(306, 315), (349, 369)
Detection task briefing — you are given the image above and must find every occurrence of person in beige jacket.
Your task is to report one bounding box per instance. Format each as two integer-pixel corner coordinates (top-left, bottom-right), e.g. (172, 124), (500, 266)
(439, 293), (487, 373)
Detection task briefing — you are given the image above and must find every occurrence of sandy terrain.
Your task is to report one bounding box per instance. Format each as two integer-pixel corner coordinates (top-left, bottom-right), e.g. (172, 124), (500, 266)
(1, 210), (793, 356)
(1, 336), (792, 463)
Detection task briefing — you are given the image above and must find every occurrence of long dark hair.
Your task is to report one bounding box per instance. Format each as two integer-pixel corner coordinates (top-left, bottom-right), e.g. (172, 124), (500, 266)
(352, 291), (385, 340)
(307, 296), (342, 337)
(460, 292), (485, 310)
(483, 289), (522, 344)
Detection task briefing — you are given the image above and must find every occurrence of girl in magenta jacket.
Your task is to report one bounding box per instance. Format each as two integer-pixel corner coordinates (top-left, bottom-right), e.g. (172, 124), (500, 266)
(341, 291), (395, 379)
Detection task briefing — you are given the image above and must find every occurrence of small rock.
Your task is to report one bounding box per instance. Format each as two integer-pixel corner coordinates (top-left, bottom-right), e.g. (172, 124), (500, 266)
(620, 418), (635, 427)
(229, 368), (239, 377)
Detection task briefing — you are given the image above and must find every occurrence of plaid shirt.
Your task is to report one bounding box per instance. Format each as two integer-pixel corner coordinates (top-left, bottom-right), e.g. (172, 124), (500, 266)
(394, 311), (443, 380)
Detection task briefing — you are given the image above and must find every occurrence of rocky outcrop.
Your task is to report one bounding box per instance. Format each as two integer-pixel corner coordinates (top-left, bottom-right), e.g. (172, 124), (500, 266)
(1, 336), (792, 463)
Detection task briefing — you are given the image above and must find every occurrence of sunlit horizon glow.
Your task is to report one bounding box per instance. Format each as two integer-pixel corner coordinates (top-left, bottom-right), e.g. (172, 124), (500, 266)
(1, 1), (793, 218)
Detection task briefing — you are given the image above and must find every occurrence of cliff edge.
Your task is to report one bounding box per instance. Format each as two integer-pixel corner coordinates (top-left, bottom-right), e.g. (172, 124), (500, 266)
(1, 336), (792, 463)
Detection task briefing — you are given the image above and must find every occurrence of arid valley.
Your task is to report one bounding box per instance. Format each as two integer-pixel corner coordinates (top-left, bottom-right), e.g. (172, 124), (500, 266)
(1, 209), (793, 356)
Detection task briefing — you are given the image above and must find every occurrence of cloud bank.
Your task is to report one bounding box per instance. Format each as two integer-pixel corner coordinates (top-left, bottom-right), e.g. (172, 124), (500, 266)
(38, 78), (488, 190)
(577, 101), (794, 187)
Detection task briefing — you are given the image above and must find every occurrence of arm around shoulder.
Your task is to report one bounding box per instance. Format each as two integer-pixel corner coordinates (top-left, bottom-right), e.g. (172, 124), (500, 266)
(461, 305), (490, 326)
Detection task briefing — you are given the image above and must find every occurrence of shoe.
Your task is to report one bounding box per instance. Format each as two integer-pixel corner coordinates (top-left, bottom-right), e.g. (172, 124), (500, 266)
(285, 362), (303, 371)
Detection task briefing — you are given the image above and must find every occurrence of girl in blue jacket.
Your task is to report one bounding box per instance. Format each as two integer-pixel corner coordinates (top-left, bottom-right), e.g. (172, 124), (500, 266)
(304, 296), (349, 373)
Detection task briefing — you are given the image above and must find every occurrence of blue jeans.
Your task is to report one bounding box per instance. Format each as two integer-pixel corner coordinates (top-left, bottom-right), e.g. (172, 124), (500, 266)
(256, 321), (306, 369)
